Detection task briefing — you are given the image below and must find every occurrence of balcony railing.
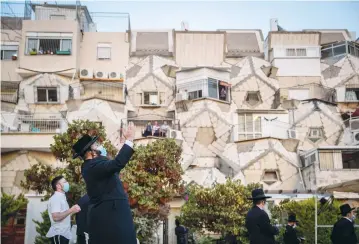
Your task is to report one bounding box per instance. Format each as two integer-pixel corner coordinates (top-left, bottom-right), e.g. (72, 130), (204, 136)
(343, 116), (359, 131)
(321, 41), (359, 59)
(234, 120), (297, 141)
(1, 113), (66, 133)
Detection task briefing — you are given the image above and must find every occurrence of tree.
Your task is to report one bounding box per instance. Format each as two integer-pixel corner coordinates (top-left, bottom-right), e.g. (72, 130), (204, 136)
(21, 120), (184, 243)
(33, 210), (51, 244)
(270, 197), (359, 244)
(179, 179), (260, 243)
(1, 193), (28, 226)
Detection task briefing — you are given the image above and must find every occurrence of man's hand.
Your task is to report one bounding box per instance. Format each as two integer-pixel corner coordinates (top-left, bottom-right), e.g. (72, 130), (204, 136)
(122, 122), (135, 141)
(70, 204), (81, 214)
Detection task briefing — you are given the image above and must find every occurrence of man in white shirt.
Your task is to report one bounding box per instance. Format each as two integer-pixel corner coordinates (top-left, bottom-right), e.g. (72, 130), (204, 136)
(46, 175), (81, 244)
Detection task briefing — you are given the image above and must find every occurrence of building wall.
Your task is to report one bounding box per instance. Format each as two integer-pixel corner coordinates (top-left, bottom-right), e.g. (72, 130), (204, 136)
(273, 59), (321, 77)
(19, 20), (80, 72)
(175, 32), (225, 67)
(80, 32), (129, 74)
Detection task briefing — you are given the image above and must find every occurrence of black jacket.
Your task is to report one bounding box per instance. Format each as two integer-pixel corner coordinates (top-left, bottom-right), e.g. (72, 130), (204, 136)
(245, 206), (279, 244)
(331, 217), (357, 244)
(75, 194), (90, 236)
(81, 144), (136, 244)
(283, 225), (300, 244)
(175, 225), (188, 244)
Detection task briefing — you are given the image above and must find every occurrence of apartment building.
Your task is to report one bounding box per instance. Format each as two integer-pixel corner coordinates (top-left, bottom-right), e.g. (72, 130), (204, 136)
(1, 3), (359, 244)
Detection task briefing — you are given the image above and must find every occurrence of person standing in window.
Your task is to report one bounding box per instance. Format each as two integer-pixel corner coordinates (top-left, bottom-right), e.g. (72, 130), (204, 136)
(152, 121), (160, 137)
(142, 122), (152, 137)
(46, 176), (81, 244)
(175, 219), (188, 244)
(160, 121), (170, 137)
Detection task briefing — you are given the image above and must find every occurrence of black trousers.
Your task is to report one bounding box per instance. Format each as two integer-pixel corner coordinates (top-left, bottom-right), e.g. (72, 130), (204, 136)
(49, 235), (69, 244)
(77, 234), (87, 244)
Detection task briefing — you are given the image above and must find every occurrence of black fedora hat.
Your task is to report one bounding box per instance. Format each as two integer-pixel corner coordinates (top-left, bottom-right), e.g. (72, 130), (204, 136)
(339, 204), (356, 216)
(248, 188), (272, 200)
(72, 134), (99, 159)
(287, 214), (299, 223)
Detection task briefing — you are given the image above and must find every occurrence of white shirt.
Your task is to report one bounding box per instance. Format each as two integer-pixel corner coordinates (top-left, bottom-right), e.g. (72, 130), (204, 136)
(46, 191), (72, 240)
(344, 217), (353, 222)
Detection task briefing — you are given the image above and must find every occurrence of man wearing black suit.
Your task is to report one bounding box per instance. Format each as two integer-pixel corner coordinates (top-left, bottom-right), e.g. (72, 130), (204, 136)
(75, 194), (90, 244)
(331, 203), (357, 244)
(245, 188), (279, 244)
(72, 122), (137, 244)
(283, 214), (301, 244)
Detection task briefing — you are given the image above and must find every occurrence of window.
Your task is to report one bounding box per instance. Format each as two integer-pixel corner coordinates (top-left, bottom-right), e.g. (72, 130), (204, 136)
(262, 170), (279, 185)
(36, 87), (58, 103)
(245, 91), (261, 107)
(26, 37), (72, 54)
(345, 88), (359, 101)
(342, 152), (359, 169)
(1, 45), (18, 60)
(50, 15), (66, 20)
(308, 127), (324, 143)
(188, 90), (202, 100)
(97, 43), (111, 60)
(208, 78), (218, 99)
(136, 91), (165, 106)
(286, 48), (307, 57)
(238, 114), (262, 140)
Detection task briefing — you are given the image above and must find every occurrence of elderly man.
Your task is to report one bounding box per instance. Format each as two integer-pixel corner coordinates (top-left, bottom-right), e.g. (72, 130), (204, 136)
(72, 122), (137, 244)
(331, 203), (357, 244)
(245, 188), (279, 244)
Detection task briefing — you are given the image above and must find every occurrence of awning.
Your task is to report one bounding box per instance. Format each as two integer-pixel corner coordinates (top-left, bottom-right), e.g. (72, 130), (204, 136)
(219, 81), (231, 87)
(317, 178), (359, 194)
(127, 114), (173, 121)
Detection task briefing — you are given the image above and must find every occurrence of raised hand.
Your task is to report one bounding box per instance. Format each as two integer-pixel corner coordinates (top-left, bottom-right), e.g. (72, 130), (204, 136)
(122, 122), (135, 141)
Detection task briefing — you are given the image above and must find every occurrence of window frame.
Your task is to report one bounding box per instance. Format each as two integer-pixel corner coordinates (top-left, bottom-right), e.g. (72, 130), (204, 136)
(97, 43), (112, 60)
(345, 87), (359, 101)
(136, 91), (166, 106)
(25, 37), (72, 55)
(244, 91), (262, 107)
(238, 114), (262, 140)
(308, 127), (325, 143)
(35, 87), (60, 104)
(285, 48), (308, 57)
(1, 45), (18, 60)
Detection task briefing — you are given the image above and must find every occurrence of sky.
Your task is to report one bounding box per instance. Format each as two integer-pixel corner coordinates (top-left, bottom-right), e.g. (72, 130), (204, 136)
(84, 1), (359, 38)
(2, 0), (359, 39)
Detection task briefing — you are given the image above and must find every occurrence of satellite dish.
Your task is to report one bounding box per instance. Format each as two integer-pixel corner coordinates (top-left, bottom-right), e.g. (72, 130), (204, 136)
(181, 21), (189, 31)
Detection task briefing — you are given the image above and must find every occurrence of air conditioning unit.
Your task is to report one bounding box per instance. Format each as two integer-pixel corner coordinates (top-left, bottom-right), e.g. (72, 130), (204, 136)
(288, 130), (297, 139)
(176, 92), (188, 102)
(79, 68), (93, 79)
(95, 71), (108, 79)
(353, 130), (359, 145)
(109, 71), (124, 80)
(167, 129), (183, 140)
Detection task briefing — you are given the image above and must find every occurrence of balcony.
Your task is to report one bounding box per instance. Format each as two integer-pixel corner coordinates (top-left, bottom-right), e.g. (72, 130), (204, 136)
(321, 41), (359, 59)
(301, 147), (359, 190)
(70, 81), (125, 103)
(1, 113), (66, 152)
(275, 83), (336, 106)
(234, 118), (296, 142)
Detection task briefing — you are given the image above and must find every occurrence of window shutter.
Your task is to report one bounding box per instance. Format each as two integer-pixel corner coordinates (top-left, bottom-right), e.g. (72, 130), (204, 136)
(159, 92), (166, 104)
(34, 87), (38, 103)
(135, 93), (142, 105)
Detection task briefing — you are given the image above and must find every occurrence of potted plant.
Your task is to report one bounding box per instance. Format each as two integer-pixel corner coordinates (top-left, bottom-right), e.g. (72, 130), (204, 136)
(11, 54), (17, 60)
(29, 48), (37, 55)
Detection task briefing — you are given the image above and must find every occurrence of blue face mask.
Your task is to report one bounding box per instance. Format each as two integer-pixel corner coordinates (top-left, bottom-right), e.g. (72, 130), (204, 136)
(63, 182), (70, 193)
(97, 145), (107, 157)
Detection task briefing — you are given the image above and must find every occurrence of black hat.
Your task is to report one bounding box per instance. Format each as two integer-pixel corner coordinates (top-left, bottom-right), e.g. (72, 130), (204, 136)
(72, 134), (99, 159)
(339, 204), (356, 216)
(248, 188), (272, 200)
(287, 214), (299, 223)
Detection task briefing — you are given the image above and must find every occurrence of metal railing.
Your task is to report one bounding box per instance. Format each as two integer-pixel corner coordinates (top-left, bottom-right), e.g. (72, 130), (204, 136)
(343, 116), (359, 130)
(1, 113), (65, 133)
(321, 41), (359, 59)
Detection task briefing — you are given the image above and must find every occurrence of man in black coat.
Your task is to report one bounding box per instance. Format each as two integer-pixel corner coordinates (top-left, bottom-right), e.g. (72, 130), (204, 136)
(75, 194), (90, 244)
(72, 122), (137, 244)
(245, 188), (279, 244)
(175, 219), (188, 244)
(283, 214), (300, 244)
(331, 203), (357, 244)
